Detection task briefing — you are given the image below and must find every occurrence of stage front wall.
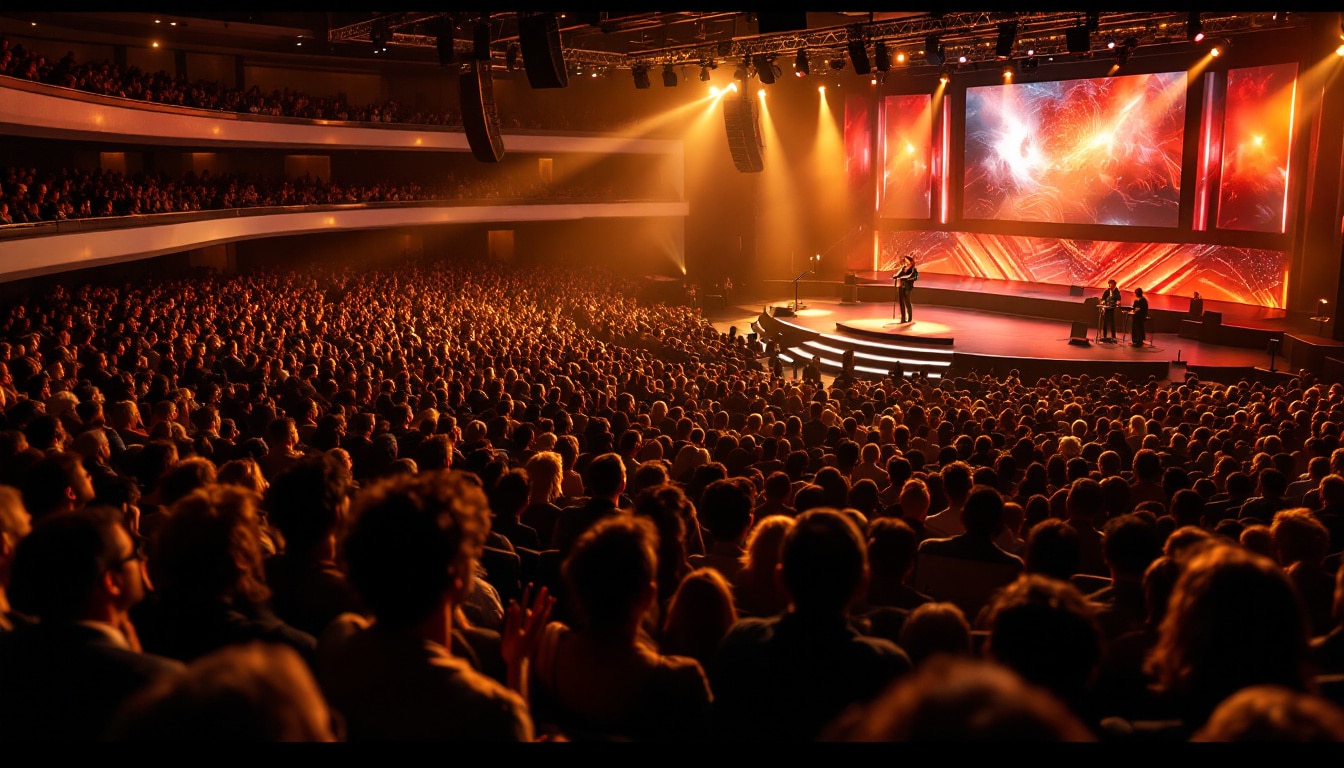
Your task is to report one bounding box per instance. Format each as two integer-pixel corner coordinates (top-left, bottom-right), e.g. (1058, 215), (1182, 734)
(875, 229), (1287, 309)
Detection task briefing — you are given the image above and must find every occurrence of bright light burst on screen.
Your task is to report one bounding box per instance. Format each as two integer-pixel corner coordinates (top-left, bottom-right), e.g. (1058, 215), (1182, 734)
(963, 72), (1187, 227)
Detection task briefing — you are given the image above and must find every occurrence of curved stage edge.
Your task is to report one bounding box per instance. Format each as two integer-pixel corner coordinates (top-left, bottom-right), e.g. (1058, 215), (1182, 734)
(737, 276), (1344, 385)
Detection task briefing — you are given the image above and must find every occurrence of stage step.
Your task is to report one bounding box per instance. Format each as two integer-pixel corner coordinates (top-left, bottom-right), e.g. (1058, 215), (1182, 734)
(780, 347), (943, 380)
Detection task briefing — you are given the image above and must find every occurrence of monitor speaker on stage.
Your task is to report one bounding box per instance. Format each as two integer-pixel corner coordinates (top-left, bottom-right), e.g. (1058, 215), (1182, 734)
(1068, 320), (1091, 346)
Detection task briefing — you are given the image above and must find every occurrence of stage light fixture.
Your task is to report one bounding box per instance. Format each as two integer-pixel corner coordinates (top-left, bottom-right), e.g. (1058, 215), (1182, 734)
(700, 64), (712, 82)
(632, 64), (651, 89)
(754, 54), (778, 84)
(874, 40), (890, 71)
(895, 52), (906, 65)
(1002, 64), (1013, 79)
(662, 63), (678, 87)
(829, 56), (847, 71)
(506, 43), (519, 71)
(995, 21), (1017, 59)
(795, 48), (810, 76)
(1018, 56), (1038, 73)
(925, 34), (944, 65)
(1106, 38), (1116, 50)
(957, 54), (968, 64)
(938, 67), (951, 84)
(1187, 12), (1204, 43)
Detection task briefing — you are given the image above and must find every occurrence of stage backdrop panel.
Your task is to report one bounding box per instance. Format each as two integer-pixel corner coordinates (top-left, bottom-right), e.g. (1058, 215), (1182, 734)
(877, 229), (1287, 309)
(963, 72), (1187, 227)
(1217, 63), (1297, 233)
(881, 94), (934, 220)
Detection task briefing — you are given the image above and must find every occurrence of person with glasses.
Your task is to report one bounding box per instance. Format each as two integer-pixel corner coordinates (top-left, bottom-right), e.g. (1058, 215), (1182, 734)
(0, 506), (183, 741)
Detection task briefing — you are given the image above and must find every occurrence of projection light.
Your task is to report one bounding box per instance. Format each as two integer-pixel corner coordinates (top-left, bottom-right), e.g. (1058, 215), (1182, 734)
(925, 34), (944, 65)
(700, 65), (712, 81)
(1187, 12), (1204, 43)
(632, 64), (651, 89)
(662, 63), (678, 87)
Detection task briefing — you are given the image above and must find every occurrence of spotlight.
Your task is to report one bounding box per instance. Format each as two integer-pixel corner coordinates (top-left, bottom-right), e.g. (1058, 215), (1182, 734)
(632, 64), (651, 89)
(662, 63), (678, 87)
(939, 68), (950, 84)
(995, 21), (1017, 59)
(700, 65), (712, 82)
(1003, 64), (1013, 79)
(754, 54), (778, 85)
(895, 52), (906, 65)
(506, 43), (519, 71)
(874, 40), (890, 72)
(1106, 38), (1116, 50)
(925, 34), (944, 65)
(1066, 24), (1091, 54)
(1210, 45), (1221, 57)
(829, 56), (847, 71)
(794, 48), (810, 76)
(1017, 56), (1038, 73)
(1337, 43), (1344, 57)
(1187, 12), (1204, 43)
(957, 54), (968, 64)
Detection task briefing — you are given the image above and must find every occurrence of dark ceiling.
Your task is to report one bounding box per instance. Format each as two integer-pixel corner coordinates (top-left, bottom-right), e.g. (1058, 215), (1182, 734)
(7, 11), (1314, 73)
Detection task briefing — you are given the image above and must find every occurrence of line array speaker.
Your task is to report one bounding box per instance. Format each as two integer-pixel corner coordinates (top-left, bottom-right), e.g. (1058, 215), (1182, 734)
(722, 96), (764, 173)
(519, 12), (568, 89)
(460, 61), (505, 162)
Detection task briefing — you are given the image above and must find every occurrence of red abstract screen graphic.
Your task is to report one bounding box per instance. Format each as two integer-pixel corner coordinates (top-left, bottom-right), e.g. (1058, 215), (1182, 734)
(1217, 63), (1297, 233)
(963, 72), (1187, 226)
(881, 94), (933, 219)
(845, 95), (872, 192)
(876, 229), (1287, 309)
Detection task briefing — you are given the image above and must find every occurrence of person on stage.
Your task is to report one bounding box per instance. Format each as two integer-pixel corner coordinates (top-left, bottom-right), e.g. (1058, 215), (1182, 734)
(1101, 279), (1122, 342)
(1131, 287), (1149, 347)
(895, 255), (918, 323)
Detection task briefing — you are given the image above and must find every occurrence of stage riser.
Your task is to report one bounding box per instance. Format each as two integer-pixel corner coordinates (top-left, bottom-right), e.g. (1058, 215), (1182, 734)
(950, 353), (1170, 383)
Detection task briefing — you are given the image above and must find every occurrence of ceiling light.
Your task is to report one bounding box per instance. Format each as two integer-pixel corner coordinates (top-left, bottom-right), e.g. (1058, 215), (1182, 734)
(700, 65), (712, 82)
(925, 34), (944, 65)
(794, 48), (809, 76)
(662, 63), (678, 87)
(1188, 12), (1204, 43)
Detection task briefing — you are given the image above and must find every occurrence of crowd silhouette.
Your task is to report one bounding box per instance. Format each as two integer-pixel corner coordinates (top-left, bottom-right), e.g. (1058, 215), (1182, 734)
(2, 255), (1344, 741)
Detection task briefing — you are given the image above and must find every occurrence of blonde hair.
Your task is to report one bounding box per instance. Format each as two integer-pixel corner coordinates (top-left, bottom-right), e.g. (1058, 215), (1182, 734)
(525, 451), (563, 503)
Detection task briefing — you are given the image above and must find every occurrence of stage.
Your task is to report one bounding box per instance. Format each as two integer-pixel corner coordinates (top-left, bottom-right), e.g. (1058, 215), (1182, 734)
(720, 272), (1344, 384)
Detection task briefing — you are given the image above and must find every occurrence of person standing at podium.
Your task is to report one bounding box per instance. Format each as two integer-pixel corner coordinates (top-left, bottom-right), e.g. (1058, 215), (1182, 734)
(1101, 279), (1121, 342)
(1131, 287), (1149, 347)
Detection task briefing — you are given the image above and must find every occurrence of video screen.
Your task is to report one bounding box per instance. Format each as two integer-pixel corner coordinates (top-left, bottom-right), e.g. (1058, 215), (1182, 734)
(845, 94), (872, 192)
(963, 72), (1187, 227)
(881, 94), (934, 219)
(1217, 63), (1297, 233)
(873, 229), (1287, 309)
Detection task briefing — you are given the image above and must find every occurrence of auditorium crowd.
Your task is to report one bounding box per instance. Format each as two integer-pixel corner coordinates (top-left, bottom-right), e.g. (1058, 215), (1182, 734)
(3, 256), (1344, 741)
(0, 36), (629, 132)
(0, 166), (643, 226)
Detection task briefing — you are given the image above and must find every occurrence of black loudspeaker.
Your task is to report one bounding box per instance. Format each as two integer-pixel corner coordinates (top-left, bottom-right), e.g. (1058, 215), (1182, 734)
(460, 62), (505, 163)
(1066, 25), (1090, 54)
(1068, 320), (1091, 346)
(1203, 311), (1222, 329)
(772, 305), (795, 318)
(519, 12), (568, 89)
(844, 273), (858, 285)
(848, 34), (871, 74)
(723, 96), (764, 173)
(1069, 284), (1084, 297)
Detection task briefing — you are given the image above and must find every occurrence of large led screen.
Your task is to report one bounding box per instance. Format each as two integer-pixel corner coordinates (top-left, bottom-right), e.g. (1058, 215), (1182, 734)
(963, 72), (1187, 227)
(875, 229), (1286, 308)
(1217, 63), (1297, 233)
(881, 94), (934, 219)
(845, 95), (872, 192)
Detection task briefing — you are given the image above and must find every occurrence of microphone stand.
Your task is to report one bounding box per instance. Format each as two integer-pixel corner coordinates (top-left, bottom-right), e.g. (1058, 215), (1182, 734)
(793, 269), (813, 313)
